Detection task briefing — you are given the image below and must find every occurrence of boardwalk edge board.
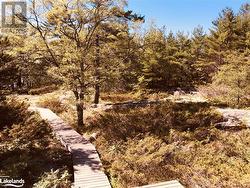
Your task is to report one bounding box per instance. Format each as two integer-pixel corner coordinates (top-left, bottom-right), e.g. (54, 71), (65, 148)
(29, 106), (111, 188)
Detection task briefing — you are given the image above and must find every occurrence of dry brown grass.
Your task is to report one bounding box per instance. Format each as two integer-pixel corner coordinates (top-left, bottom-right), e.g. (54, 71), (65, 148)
(100, 92), (169, 104)
(0, 98), (72, 187)
(37, 95), (68, 114)
(100, 92), (140, 103)
(86, 102), (250, 188)
(28, 85), (59, 95)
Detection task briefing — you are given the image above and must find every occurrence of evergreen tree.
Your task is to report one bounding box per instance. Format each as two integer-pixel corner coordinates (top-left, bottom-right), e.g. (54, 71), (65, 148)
(28, 0), (141, 127)
(139, 27), (194, 91)
(139, 26), (170, 90)
(190, 26), (209, 84)
(212, 52), (250, 107)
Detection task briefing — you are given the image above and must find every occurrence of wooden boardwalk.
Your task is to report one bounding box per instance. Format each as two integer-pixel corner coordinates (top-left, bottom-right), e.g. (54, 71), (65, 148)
(137, 180), (184, 188)
(29, 107), (111, 188)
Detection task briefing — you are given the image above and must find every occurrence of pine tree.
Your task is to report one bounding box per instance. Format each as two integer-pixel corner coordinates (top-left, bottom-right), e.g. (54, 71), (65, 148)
(92, 9), (144, 104)
(139, 27), (194, 91)
(212, 52), (250, 107)
(190, 26), (209, 84)
(27, 0), (141, 127)
(139, 26), (170, 90)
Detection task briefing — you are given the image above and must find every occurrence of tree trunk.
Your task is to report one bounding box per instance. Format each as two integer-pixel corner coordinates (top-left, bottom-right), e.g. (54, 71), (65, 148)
(94, 35), (100, 104)
(94, 80), (100, 104)
(76, 102), (84, 128)
(74, 90), (84, 128)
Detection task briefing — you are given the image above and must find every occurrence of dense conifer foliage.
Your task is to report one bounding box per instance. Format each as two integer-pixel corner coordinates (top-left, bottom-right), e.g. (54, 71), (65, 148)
(0, 1), (249, 121)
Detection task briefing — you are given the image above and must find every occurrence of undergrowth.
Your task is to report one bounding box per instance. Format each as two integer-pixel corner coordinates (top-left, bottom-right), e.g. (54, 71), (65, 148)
(38, 95), (68, 114)
(100, 91), (169, 103)
(28, 85), (59, 95)
(0, 98), (73, 187)
(37, 95), (77, 129)
(87, 102), (250, 188)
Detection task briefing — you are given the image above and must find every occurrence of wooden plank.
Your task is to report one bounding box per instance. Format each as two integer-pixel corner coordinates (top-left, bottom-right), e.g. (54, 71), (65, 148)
(29, 107), (111, 188)
(136, 180), (184, 188)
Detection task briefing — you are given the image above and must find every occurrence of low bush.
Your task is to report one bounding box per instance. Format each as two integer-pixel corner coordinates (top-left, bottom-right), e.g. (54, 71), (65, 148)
(38, 95), (68, 114)
(88, 103), (222, 143)
(0, 98), (29, 130)
(101, 92), (140, 103)
(100, 92), (169, 104)
(0, 98), (73, 187)
(28, 85), (58, 95)
(87, 102), (250, 188)
(34, 170), (71, 188)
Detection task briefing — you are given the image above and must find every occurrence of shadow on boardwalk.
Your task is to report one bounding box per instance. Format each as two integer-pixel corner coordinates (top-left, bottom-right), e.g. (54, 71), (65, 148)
(29, 107), (111, 188)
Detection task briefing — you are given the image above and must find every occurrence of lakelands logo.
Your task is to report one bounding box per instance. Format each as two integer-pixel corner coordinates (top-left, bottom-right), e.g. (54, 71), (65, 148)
(0, 176), (25, 187)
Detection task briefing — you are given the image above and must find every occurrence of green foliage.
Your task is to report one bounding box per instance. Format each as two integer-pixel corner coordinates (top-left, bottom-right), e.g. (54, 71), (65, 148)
(190, 26), (210, 84)
(1, 2), (250, 110)
(137, 4), (249, 95)
(206, 4), (250, 68)
(0, 98), (72, 187)
(86, 103), (250, 188)
(138, 27), (194, 91)
(201, 52), (250, 107)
